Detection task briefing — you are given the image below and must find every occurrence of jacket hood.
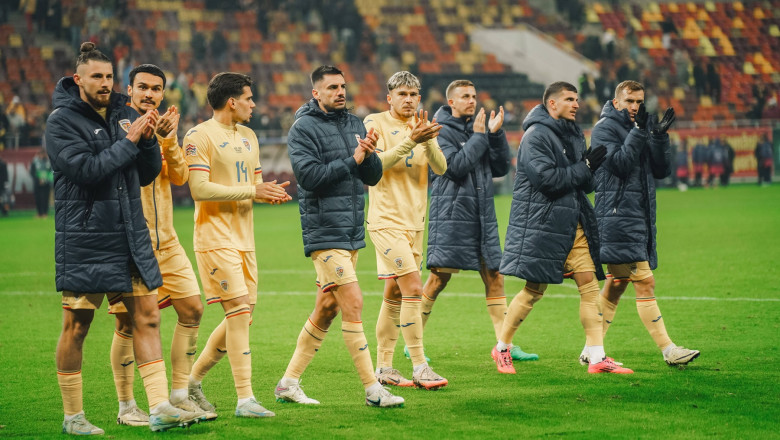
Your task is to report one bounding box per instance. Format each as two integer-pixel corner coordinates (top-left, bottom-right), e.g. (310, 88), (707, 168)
(52, 76), (130, 115)
(599, 100), (633, 128)
(434, 105), (473, 132)
(522, 104), (582, 138)
(294, 98), (348, 122)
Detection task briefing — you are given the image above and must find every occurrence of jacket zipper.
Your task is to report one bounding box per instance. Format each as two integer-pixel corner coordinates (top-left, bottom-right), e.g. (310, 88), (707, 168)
(82, 193), (95, 228)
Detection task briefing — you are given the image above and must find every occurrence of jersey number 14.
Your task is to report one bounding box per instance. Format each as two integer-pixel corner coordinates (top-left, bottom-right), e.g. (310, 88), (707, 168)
(235, 161), (248, 182)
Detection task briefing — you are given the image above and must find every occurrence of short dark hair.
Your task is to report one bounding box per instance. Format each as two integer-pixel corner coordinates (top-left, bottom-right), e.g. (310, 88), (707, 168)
(207, 72), (253, 110)
(614, 80), (644, 99)
(75, 42), (111, 69)
(128, 64), (166, 88)
(543, 81), (578, 109)
(445, 79), (474, 99)
(311, 65), (343, 87)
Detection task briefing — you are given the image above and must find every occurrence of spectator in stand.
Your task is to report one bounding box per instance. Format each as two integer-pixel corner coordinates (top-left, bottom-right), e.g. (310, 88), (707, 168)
(674, 138), (690, 190)
(707, 63), (721, 104)
(755, 133), (773, 185)
(6, 96), (26, 148)
(692, 140), (708, 187)
(693, 59), (706, 98)
(707, 137), (727, 187)
(762, 94), (780, 120)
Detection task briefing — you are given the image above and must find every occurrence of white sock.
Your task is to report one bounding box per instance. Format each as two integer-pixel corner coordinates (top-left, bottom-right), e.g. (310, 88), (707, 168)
(280, 376), (299, 387)
(662, 344), (676, 356)
(150, 401), (172, 415)
(496, 340), (509, 352)
(237, 396), (255, 407)
(118, 399), (137, 413)
(64, 411), (85, 422)
(588, 346), (606, 364)
(412, 362), (427, 373)
(366, 382), (382, 395)
(170, 388), (187, 404)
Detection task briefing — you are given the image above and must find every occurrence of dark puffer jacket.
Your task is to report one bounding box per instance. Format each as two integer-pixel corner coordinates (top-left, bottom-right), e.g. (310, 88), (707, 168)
(592, 100), (671, 269)
(45, 77), (163, 293)
(426, 105), (510, 271)
(500, 105), (604, 284)
(287, 99), (382, 257)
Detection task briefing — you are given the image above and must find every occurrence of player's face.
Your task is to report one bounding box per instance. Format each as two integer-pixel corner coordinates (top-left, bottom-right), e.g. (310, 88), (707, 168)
(74, 60), (113, 109)
(127, 72), (164, 113)
(448, 86), (477, 118)
(387, 85), (420, 121)
(230, 86), (255, 124)
(613, 89), (645, 122)
(313, 74), (347, 113)
(549, 90), (579, 122)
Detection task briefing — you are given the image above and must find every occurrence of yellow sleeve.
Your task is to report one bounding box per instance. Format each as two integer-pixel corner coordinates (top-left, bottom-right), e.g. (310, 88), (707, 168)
(184, 130), (254, 201)
(364, 115), (416, 170)
(424, 138), (448, 175)
(158, 134), (189, 186)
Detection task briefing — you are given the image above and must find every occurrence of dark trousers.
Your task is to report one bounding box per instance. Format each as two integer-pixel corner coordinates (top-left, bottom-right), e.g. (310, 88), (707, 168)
(34, 184), (50, 216)
(758, 166), (772, 184)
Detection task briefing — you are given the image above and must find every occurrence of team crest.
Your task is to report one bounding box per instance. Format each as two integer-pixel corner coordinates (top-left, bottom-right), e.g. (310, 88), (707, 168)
(242, 138), (251, 151)
(335, 266), (344, 278)
(394, 257), (404, 269)
(185, 144), (197, 156)
(220, 280), (229, 291)
(118, 119), (131, 133)
(354, 134), (361, 143)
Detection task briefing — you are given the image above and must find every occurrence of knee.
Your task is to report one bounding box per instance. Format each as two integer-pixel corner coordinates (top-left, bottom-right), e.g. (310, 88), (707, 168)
(132, 308), (161, 331)
(178, 301), (204, 325)
(428, 271), (450, 292)
(115, 313), (134, 335)
(64, 315), (93, 342)
(316, 296), (341, 322)
(634, 276), (656, 295)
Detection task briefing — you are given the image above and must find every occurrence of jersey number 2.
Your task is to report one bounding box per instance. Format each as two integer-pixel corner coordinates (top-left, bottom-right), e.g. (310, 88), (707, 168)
(235, 161), (248, 182)
(405, 150), (414, 167)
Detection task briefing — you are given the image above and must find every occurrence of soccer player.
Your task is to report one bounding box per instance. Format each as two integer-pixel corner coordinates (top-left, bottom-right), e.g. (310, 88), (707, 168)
(589, 80), (700, 366)
(424, 79), (538, 362)
(276, 65), (403, 408)
(47, 42), (203, 435)
(364, 71), (448, 389)
(497, 81), (632, 375)
(183, 72), (291, 418)
(107, 64), (215, 426)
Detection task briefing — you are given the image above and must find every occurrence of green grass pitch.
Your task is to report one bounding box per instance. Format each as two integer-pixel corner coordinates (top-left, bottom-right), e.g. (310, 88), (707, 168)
(0, 184), (778, 439)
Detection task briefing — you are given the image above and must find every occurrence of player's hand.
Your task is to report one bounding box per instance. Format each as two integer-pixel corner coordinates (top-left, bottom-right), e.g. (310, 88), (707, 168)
(353, 143), (369, 165)
(255, 180), (291, 204)
(126, 112), (153, 144)
(156, 105), (180, 139)
(653, 107), (676, 135)
(265, 180), (292, 205)
(584, 145), (607, 172)
(488, 106), (504, 133)
(408, 109), (441, 144)
(634, 103), (649, 131)
(473, 108), (486, 133)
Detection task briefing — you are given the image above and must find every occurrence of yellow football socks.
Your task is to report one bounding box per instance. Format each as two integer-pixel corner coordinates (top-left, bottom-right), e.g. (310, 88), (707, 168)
(110, 330), (135, 402)
(500, 285), (545, 345)
(191, 318), (227, 382)
(224, 305), (253, 399)
(486, 296), (508, 341)
(137, 359), (168, 409)
(375, 298), (400, 369)
(57, 370), (83, 416)
(284, 318), (329, 380)
(578, 279), (603, 346)
(636, 296), (673, 350)
(342, 321), (376, 388)
(170, 322), (199, 391)
(400, 296), (424, 366)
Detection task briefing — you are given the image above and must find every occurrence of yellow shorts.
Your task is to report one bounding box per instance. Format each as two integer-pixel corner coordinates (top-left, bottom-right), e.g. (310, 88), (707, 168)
(109, 243), (201, 314)
(62, 274), (156, 311)
(369, 229), (424, 279)
(606, 261), (653, 283)
(563, 224), (596, 275)
(312, 249), (359, 292)
(195, 249), (257, 305)
(429, 267), (460, 274)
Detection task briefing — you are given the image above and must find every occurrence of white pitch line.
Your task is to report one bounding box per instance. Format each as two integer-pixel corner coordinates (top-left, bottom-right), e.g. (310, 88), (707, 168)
(1, 290), (778, 302)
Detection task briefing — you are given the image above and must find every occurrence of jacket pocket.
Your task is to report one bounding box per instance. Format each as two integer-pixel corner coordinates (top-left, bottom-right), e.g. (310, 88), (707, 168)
(611, 181), (626, 215)
(540, 202), (554, 224)
(81, 194), (96, 229)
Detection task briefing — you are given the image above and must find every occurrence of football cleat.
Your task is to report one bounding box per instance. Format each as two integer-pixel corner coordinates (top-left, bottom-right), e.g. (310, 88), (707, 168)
(235, 398), (275, 418)
(412, 365), (448, 390)
(376, 368), (414, 387)
(365, 386), (404, 408)
(509, 345), (539, 361)
(62, 413), (105, 435)
(587, 357), (634, 374)
(149, 401), (204, 432)
(579, 350), (623, 366)
(116, 404), (149, 426)
(274, 380), (320, 404)
(491, 346), (516, 374)
(664, 346), (700, 366)
(188, 382), (216, 413)
(173, 397), (217, 421)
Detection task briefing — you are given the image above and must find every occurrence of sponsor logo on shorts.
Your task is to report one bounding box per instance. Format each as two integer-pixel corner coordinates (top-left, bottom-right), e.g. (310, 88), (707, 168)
(395, 257), (403, 269)
(384, 248), (391, 255)
(118, 119), (131, 133)
(220, 280), (229, 291)
(335, 266), (344, 278)
(358, 343), (368, 351)
(210, 268), (218, 275)
(323, 255), (332, 262)
(185, 144), (197, 156)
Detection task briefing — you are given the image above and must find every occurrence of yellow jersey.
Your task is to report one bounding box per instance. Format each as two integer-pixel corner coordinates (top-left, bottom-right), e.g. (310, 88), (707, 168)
(140, 134), (188, 250)
(364, 111), (447, 231)
(183, 118), (262, 252)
